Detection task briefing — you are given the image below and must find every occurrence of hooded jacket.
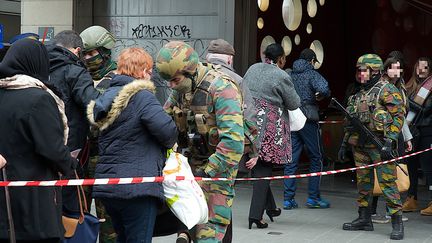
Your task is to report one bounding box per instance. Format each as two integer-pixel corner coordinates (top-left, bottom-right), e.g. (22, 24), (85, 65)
(87, 74), (178, 200)
(47, 45), (100, 151)
(290, 59), (330, 106)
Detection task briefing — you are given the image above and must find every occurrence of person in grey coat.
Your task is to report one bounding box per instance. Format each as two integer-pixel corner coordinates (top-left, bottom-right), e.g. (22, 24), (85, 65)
(244, 43), (300, 229)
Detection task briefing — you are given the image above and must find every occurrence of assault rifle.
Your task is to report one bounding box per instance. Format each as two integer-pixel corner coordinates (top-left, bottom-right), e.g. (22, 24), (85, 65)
(330, 98), (408, 176)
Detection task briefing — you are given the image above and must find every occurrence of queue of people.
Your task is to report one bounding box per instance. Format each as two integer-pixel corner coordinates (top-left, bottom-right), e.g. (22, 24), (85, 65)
(1, 25), (432, 243)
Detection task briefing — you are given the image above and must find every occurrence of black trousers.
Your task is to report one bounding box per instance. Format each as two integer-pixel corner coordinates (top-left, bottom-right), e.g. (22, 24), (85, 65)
(407, 135), (420, 199)
(249, 159), (277, 220)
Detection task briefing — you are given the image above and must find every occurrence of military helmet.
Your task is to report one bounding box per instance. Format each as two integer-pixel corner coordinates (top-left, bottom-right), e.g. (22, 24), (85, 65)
(156, 41), (199, 81)
(80, 26), (116, 51)
(356, 54), (383, 71)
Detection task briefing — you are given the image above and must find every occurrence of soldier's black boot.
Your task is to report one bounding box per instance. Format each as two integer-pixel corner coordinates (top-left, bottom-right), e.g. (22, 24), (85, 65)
(342, 207), (374, 231)
(390, 214), (404, 240)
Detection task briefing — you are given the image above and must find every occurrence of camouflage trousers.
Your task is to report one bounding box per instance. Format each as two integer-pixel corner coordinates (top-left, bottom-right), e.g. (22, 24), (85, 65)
(195, 181), (234, 243)
(84, 155), (117, 243)
(352, 146), (402, 215)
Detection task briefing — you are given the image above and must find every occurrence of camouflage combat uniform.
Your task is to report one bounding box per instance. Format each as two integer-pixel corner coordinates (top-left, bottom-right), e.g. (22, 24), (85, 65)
(159, 41), (244, 242)
(344, 77), (406, 215)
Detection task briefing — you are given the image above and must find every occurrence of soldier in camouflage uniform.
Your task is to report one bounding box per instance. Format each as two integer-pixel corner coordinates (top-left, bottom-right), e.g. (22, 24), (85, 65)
(80, 25), (117, 243)
(156, 41), (245, 243)
(339, 54), (406, 240)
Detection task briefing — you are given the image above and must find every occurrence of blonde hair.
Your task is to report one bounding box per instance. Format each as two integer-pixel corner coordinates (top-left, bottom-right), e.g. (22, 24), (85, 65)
(117, 47), (153, 79)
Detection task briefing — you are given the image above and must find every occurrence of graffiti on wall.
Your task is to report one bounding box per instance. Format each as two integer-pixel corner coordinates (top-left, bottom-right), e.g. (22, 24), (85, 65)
(113, 38), (209, 59)
(109, 20), (210, 60)
(131, 24), (192, 39)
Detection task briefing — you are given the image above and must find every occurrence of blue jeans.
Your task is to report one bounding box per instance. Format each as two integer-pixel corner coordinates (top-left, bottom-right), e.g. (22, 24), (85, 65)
(284, 121), (323, 201)
(101, 197), (158, 243)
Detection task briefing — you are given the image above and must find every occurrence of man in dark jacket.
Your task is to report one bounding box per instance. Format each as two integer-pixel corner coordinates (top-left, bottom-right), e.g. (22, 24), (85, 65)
(283, 48), (331, 209)
(46, 30), (100, 214)
(47, 30), (100, 151)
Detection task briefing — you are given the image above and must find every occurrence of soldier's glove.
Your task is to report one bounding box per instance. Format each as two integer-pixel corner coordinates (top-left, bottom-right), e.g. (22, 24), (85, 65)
(194, 169), (209, 178)
(380, 138), (395, 161)
(338, 143), (348, 162)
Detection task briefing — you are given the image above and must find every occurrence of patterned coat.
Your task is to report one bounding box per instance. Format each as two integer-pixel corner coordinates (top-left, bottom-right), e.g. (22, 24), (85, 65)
(243, 63), (301, 164)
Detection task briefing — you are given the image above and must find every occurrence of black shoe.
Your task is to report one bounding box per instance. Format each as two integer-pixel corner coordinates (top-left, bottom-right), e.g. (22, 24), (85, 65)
(342, 207), (374, 231)
(248, 218), (268, 229)
(390, 214), (404, 240)
(176, 232), (191, 243)
(266, 208), (281, 222)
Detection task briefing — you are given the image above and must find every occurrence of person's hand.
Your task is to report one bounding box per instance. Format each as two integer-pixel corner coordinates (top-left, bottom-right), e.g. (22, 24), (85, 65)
(405, 140), (413, 152)
(245, 157), (258, 169)
(172, 143), (178, 152)
(380, 138), (394, 161)
(194, 169), (209, 178)
(70, 149), (81, 159)
(338, 144), (348, 161)
(0, 154), (6, 169)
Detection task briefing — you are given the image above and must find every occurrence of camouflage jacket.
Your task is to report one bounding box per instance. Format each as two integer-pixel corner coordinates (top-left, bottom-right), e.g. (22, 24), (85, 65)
(164, 66), (245, 179)
(344, 77), (406, 147)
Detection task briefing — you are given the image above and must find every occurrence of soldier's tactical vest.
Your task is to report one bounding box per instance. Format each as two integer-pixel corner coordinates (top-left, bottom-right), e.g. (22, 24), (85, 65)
(348, 79), (393, 137)
(173, 69), (252, 165)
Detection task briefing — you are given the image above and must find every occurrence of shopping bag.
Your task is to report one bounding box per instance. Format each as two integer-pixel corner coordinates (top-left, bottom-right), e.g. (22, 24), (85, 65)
(288, 108), (307, 132)
(162, 152), (208, 229)
(373, 164), (409, 195)
(63, 171), (99, 243)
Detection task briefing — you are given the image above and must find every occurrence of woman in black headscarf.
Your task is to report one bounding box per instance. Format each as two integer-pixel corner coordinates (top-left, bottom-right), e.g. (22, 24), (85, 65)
(0, 38), (76, 243)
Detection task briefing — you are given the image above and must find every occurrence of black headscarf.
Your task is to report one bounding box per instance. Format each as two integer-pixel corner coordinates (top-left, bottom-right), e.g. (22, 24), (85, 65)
(0, 38), (49, 82)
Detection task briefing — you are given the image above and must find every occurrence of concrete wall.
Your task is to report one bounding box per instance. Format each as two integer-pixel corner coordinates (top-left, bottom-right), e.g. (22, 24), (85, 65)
(93, 0), (235, 60)
(21, 0), (73, 38)
(0, 0), (21, 42)
(74, 0), (93, 33)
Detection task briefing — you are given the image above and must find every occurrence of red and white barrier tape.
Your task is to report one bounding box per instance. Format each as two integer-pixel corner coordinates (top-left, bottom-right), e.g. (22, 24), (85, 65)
(1, 147), (431, 187)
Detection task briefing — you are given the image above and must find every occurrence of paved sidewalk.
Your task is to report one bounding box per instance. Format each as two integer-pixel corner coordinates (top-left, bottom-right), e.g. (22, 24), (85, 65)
(153, 174), (432, 243)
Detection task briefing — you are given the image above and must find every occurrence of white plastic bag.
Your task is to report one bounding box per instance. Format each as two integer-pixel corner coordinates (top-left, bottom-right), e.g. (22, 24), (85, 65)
(162, 152), (208, 229)
(288, 107), (307, 131)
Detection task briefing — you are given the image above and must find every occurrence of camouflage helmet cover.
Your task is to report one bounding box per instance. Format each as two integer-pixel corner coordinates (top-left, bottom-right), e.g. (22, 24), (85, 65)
(156, 41), (199, 81)
(80, 25), (116, 51)
(356, 54), (383, 71)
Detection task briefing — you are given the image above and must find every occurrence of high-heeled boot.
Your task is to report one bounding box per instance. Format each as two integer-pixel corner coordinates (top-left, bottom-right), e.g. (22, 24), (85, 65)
(266, 208), (281, 222)
(342, 207), (374, 231)
(248, 218), (268, 229)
